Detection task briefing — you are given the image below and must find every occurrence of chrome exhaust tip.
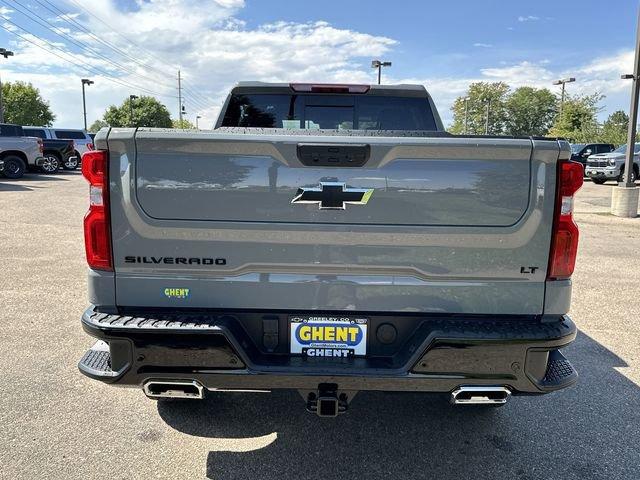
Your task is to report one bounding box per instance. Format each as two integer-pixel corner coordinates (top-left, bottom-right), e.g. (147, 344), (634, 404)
(143, 380), (204, 400)
(450, 386), (511, 405)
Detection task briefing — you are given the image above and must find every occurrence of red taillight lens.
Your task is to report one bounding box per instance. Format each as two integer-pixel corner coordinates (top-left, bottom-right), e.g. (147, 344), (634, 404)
(548, 160), (583, 280)
(82, 150), (112, 271)
(87, 142), (95, 151)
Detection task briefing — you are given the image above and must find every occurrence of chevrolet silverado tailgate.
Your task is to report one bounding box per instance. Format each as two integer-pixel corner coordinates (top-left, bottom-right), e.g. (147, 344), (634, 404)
(105, 128), (561, 315)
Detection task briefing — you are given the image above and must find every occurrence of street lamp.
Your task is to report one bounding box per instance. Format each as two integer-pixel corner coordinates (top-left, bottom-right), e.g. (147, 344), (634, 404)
(371, 59), (392, 85)
(552, 77), (576, 112)
(0, 48), (14, 123)
(81, 79), (94, 131)
(195, 115), (201, 129)
(611, 7), (640, 217)
(463, 97), (469, 134)
(484, 98), (492, 135)
(129, 95), (138, 127)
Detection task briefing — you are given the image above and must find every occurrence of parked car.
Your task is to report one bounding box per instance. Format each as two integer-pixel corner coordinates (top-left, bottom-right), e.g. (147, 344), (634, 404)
(585, 143), (640, 184)
(39, 138), (78, 173)
(22, 126), (94, 159)
(78, 82), (582, 415)
(1, 124), (79, 171)
(570, 143), (615, 166)
(0, 123), (45, 179)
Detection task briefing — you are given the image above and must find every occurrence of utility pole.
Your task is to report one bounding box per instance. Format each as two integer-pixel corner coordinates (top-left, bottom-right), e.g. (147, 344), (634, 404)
(0, 48), (14, 123)
(371, 60), (392, 85)
(552, 77), (576, 113)
(177, 69), (183, 123)
(612, 7), (640, 217)
(129, 95), (138, 127)
(484, 98), (491, 135)
(81, 79), (94, 131)
(196, 115), (201, 129)
(463, 97), (469, 134)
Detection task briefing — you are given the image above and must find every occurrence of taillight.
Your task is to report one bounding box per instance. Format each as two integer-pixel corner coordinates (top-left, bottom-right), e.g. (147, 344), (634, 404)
(82, 150), (112, 271)
(547, 160), (583, 280)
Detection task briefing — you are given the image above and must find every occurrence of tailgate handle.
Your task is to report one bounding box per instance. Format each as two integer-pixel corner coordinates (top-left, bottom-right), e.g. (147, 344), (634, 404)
(297, 143), (370, 167)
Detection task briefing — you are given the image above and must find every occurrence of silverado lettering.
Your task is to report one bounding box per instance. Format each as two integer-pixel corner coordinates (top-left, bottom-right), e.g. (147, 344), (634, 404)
(124, 256), (226, 265)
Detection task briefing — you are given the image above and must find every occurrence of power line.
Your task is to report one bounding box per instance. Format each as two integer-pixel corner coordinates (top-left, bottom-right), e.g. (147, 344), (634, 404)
(39, 0), (222, 111)
(0, 19), (175, 98)
(2, 1), (217, 112)
(3, 0), (176, 90)
(50, 0), (218, 111)
(37, 0), (173, 81)
(64, 0), (179, 72)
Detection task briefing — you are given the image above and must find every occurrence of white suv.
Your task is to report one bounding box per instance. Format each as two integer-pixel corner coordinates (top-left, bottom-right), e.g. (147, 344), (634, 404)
(22, 127), (94, 159)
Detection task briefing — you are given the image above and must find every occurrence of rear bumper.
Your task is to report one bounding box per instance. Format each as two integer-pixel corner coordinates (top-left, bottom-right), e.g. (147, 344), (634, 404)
(79, 306), (578, 395)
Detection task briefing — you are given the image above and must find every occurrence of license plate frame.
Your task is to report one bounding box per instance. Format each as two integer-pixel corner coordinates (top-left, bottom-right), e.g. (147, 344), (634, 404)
(289, 315), (368, 358)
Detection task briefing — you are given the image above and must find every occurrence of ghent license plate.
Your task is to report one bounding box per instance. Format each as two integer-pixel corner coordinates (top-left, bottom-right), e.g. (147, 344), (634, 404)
(289, 315), (368, 358)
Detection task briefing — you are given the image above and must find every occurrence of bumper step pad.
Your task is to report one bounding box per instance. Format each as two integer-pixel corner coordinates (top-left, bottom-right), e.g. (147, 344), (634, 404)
(540, 350), (577, 389)
(78, 340), (118, 379)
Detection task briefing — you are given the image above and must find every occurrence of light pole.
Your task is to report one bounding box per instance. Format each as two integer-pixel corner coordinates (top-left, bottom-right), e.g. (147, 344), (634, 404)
(129, 95), (138, 127)
(371, 60), (392, 85)
(552, 77), (575, 113)
(621, 72), (639, 188)
(611, 7), (640, 217)
(81, 79), (94, 131)
(0, 48), (14, 123)
(484, 98), (491, 135)
(463, 97), (469, 134)
(195, 115), (201, 129)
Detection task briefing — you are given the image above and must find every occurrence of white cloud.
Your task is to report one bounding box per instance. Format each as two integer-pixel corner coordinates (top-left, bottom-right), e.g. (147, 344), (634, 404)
(1, 0), (396, 128)
(518, 15), (540, 22)
(0, 1), (634, 130)
(392, 50), (635, 126)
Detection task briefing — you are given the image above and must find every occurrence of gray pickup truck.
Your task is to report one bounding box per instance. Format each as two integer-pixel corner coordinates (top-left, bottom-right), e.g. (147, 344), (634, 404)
(0, 123), (45, 179)
(585, 143), (640, 184)
(78, 82), (583, 416)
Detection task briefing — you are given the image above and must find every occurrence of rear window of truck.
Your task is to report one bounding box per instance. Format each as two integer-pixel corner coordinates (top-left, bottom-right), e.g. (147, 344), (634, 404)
(23, 128), (46, 138)
(54, 130), (86, 140)
(0, 124), (24, 136)
(221, 94), (437, 131)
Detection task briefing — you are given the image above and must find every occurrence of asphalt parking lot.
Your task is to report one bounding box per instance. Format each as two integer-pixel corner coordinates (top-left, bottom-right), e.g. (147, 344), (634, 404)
(1, 173), (639, 479)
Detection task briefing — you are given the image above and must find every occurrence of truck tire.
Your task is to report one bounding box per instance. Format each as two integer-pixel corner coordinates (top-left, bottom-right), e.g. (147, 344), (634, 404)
(1, 155), (26, 179)
(591, 178), (607, 185)
(41, 153), (61, 174)
(618, 166), (637, 183)
(62, 156), (79, 170)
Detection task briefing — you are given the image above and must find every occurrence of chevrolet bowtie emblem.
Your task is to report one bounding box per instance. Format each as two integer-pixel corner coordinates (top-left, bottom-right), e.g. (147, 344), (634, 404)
(291, 182), (374, 210)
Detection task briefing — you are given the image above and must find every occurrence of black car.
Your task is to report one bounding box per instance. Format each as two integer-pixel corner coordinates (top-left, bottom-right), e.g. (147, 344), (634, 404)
(570, 143), (615, 165)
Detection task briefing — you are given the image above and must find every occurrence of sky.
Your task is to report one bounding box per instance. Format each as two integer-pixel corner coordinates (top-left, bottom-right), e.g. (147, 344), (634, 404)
(0, 0), (637, 129)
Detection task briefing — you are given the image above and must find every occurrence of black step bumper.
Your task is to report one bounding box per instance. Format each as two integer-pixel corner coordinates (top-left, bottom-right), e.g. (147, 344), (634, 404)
(79, 307), (578, 395)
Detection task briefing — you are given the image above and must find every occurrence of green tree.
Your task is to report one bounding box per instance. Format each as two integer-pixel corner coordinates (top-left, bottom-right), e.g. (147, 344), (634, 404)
(102, 96), (172, 128)
(504, 87), (558, 136)
(449, 82), (510, 135)
(548, 93), (603, 143)
(598, 110), (629, 146)
(2, 81), (55, 126)
(172, 119), (196, 129)
(89, 119), (108, 132)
